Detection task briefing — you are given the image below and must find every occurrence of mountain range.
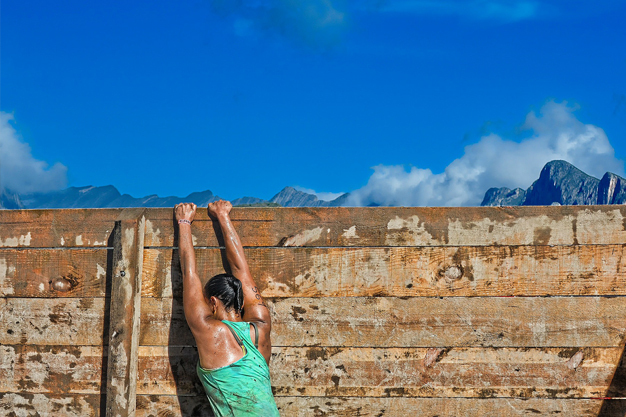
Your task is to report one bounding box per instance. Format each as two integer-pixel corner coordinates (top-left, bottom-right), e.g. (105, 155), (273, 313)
(0, 184), (349, 209)
(2, 160), (625, 209)
(481, 160), (626, 206)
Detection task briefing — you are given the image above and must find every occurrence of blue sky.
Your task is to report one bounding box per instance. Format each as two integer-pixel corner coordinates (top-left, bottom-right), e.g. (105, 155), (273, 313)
(2, 0), (626, 205)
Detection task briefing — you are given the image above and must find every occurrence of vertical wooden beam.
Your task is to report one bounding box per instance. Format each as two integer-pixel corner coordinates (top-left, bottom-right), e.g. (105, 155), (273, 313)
(106, 208), (146, 417)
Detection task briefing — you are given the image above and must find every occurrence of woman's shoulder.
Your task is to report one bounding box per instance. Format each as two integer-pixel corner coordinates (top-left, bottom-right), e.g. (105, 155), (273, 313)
(194, 317), (238, 340)
(195, 319), (246, 369)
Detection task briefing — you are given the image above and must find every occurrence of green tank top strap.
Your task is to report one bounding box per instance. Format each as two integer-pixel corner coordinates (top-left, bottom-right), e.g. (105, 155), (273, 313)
(223, 322), (244, 350)
(223, 321), (259, 349)
(250, 322), (259, 348)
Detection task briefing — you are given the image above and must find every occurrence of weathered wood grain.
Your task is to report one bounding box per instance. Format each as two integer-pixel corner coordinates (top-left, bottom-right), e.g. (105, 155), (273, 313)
(136, 395), (213, 416)
(0, 249), (110, 298)
(0, 345), (104, 394)
(4, 296), (625, 348)
(135, 346), (622, 398)
(276, 397), (626, 417)
(7, 243), (622, 300)
(0, 298), (107, 346)
(140, 296), (626, 347)
(0, 393), (103, 417)
(5, 393), (624, 417)
(271, 347), (622, 399)
(142, 245), (626, 298)
(3, 206), (626, 248)
(136, 346), (202, 397)
(3, 345), (619, 399)
(135, 395), (626, 417)
(0, 209), (121, 248)
(106, 209), (145, 417)
(141, 206), (626, 247)
(4, 205), (626, 417)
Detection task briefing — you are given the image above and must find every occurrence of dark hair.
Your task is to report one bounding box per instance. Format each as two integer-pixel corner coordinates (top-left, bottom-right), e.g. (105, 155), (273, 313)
(204, 273), (244, 316)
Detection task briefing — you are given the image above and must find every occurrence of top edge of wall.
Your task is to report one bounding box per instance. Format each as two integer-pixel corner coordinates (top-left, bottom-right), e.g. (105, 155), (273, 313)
(1, 206), (625, 248)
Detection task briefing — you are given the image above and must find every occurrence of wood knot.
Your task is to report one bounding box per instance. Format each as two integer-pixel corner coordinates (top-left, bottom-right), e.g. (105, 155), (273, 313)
(440, 265), (463, 281)
(50, 277), (73, 292)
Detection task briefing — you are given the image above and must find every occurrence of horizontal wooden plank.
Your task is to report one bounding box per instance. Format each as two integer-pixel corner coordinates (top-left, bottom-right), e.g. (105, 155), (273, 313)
(136, 346), (622, 398)
(3, 296), (626, 349)
(142, 245), (626, 298)
(0, 209), (121, 248)
(3, 206), (626, 248)
(276, 397), (626, 417)
(7, 393), (625, 417)
(0, 298), (107, 346)
(0, 249), (110, 298)
(141, 206), (626, 247)
(0, 393), (102, 417)
(5, 243), (624, 300)
(6, 295), (625, 348)
(0, 345), (103, 394)
(271, 346), (621, 399)
(136, 395), (626, 417)
(140, 296), (626, 348)
(4, 345), (619, 398)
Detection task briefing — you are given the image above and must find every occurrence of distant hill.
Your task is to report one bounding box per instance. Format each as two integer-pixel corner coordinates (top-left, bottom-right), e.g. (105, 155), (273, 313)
(3, 160), (625, 209)
(1, 185), (221, 209)
(268, 186), (347, 207)
(481, 160), (626, 206)
(0, 185), (348, 209)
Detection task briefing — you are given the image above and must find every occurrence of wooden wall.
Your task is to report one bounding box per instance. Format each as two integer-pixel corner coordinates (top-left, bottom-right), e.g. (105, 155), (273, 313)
(2, 206), (626, 416)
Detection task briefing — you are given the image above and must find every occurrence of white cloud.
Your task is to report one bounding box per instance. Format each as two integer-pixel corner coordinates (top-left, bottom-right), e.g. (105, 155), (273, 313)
(0, 112), (68, 194)
(345, 101), (623, 207)
(294, 186), (345, 201)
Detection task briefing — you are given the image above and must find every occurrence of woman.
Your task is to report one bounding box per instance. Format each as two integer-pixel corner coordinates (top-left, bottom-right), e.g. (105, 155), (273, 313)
(175, 200), (279, 416)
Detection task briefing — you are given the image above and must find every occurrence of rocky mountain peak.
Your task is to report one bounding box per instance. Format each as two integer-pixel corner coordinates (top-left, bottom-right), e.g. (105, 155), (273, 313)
(598, 172), (626, 205)
(523, 160), (600, 206)
(270, 187), (323, 207)
(482, 160), (626, 207)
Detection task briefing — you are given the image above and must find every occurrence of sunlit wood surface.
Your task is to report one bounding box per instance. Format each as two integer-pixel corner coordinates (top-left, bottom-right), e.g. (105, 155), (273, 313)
(2, 206), (626, 416)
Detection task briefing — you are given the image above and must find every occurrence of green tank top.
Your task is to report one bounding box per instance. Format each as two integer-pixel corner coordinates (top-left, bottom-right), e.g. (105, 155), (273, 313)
(196, 320), (280, 417)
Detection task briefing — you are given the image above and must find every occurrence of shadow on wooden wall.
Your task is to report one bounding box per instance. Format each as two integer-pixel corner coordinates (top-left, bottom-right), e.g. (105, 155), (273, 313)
(598, 345), (626, 416)
(98, 229), (115, 416)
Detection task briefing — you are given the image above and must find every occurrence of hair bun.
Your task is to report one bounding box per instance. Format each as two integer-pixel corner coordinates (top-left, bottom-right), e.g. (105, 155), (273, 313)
(204, 274), (244, 316)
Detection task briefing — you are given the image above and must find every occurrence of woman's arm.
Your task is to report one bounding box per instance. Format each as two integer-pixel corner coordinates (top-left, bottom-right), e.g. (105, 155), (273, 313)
(208, 200), (271, 327)
(175, 203), (211, 333)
